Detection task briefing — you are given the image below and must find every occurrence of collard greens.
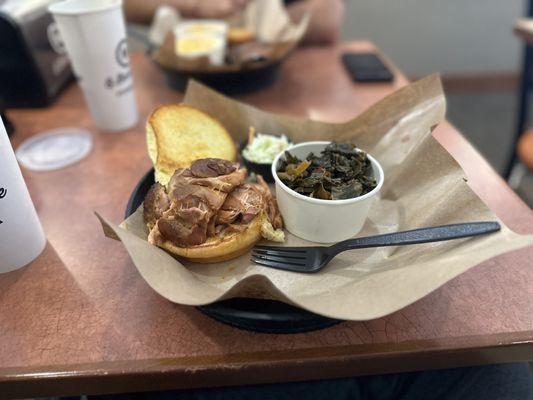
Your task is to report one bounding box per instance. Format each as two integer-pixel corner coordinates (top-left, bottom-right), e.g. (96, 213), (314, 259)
(277, 142), (377, 200)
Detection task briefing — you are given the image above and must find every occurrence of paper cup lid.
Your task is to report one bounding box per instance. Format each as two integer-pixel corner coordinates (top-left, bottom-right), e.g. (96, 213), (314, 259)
(16, 128), (93, 171)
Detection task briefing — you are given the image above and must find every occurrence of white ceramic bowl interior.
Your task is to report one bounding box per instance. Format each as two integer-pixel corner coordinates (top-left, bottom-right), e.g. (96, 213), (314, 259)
(272, 141), (384, 243)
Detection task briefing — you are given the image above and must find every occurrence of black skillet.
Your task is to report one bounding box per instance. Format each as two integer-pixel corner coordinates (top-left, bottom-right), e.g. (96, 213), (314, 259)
(159, 62), (282, 95)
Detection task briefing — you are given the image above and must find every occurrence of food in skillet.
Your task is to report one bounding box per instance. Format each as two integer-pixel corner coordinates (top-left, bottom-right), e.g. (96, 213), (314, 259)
(276, 142), (377, 200)
(143, 158), (284, 263)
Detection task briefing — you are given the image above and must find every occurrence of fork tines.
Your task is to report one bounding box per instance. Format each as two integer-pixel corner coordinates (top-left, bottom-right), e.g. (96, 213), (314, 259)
(251, 246), (309, 270)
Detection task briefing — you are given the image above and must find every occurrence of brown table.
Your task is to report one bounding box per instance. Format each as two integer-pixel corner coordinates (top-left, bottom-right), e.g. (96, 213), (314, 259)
(1, 42), (532, 399)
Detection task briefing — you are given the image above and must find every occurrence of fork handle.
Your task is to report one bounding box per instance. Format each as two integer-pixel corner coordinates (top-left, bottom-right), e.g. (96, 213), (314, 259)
(331, 222), (501, 253)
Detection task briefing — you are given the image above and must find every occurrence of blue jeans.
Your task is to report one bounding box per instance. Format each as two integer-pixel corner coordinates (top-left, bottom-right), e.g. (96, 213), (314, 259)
(87, 363), (533, 400)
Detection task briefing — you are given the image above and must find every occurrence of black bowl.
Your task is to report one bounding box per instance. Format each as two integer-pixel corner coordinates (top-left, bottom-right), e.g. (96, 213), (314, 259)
(240, 142), (275, 183)
(239, 136), (293, 183)
(160, 61), (281, 95)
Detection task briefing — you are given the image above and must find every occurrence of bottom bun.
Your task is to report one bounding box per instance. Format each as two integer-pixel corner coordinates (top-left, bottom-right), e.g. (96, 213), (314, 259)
(228, 28), (256, 45)
(154, 213), (265, 263)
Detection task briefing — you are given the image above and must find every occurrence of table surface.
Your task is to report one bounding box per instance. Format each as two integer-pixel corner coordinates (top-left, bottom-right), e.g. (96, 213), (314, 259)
(1, 42), (533, 399)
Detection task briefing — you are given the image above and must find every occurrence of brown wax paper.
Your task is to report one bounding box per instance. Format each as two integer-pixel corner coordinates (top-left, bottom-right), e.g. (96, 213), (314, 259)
(98, 75), (533, 320)
(152, 0), (309, 72)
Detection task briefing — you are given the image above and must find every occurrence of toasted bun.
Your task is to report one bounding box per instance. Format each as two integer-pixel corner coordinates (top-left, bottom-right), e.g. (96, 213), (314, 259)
(152, 213), (265, 263)
(147, 105), (237, 185)
(228, 27), (256, 45)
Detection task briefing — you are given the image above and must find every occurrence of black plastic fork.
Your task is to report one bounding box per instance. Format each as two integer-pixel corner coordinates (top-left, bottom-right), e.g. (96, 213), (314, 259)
(251, 221), (501, 273)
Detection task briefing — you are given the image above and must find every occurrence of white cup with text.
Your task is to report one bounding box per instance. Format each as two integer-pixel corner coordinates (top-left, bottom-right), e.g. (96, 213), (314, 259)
(49, 0), (138, 131)
(0, 118), (46, 273)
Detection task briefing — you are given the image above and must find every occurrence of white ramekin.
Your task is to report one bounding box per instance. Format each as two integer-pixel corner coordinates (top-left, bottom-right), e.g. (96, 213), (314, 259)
(174, 20), (229, 38)
(272, 141), (384, 243)
(173, 33), (226, 66)
(173, 20), (228, 66)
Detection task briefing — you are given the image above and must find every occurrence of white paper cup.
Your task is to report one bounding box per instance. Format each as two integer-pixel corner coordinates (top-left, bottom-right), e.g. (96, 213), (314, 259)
(49, 0), (138, 131)
(272, 142), (384, 243)
(0, 118), (46, 273)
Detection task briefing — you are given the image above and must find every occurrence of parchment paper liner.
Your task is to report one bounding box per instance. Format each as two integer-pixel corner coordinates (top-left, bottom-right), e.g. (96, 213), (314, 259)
(98, 75), (533, 320)
(152, 0), (309, 72)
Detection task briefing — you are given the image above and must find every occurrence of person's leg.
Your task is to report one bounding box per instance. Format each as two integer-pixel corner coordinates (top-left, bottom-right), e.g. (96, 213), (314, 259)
(395, 363), (533, 400)
(139, 379), (367, 400)
(86, 363), (533, 400)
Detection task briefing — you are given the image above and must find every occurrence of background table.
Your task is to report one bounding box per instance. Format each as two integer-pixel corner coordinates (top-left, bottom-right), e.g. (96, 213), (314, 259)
(1, 42), (532, 399)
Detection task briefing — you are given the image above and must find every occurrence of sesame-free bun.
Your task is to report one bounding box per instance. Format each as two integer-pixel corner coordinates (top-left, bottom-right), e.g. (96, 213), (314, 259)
(149, 213), (266, 263)
(228, 27), (256, 45)
(146, 105), (237, 185)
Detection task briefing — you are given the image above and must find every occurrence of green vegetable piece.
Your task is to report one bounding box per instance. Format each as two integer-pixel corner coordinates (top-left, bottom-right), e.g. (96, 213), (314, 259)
(276, 142), (377, 200)
(313, 183), (332, 200)
(332, 180), (363, 200)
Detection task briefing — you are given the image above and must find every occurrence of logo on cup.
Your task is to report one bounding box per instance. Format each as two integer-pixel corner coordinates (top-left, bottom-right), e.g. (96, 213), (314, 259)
(104, 39), (132, 93)
(47, 23), (67, 55)
(105, 70), (132, 90)
(115, 38), (130, 68)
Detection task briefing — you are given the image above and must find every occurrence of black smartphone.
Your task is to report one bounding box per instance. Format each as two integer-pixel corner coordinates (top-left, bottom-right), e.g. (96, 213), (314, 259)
(341, 53), (394, 82)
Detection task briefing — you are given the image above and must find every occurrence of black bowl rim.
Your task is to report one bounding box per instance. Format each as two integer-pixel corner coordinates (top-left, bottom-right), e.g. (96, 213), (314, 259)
(157, 57), (283, 76)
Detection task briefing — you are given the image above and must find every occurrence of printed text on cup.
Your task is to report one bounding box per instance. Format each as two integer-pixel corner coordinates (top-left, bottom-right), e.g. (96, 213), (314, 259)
(103, 39), (133, 97)
(0, 187), (6, 224)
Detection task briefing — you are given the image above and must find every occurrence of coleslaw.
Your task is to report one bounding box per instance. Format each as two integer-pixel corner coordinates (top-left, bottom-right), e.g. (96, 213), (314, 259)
(242, 133), (291, 164)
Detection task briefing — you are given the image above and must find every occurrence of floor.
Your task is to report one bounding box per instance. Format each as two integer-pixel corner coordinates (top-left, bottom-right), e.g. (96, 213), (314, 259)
(446, 89), (533, 207)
